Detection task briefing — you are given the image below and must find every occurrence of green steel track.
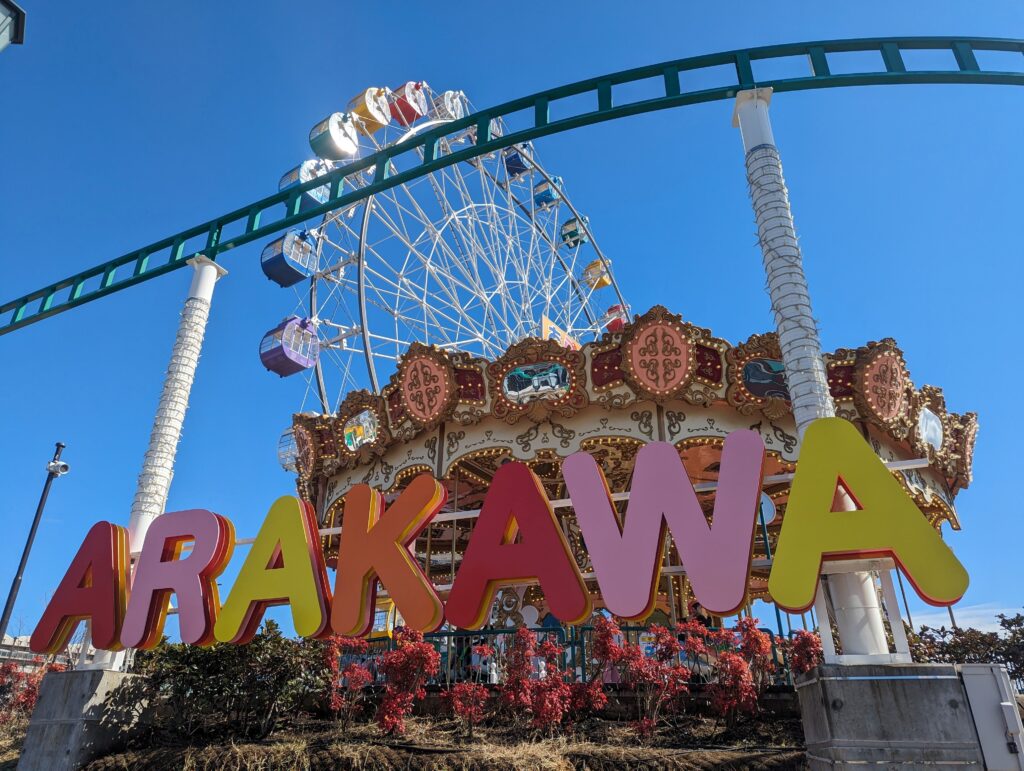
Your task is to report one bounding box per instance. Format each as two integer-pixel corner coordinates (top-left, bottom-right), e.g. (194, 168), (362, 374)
(3, 36), (1022, 336)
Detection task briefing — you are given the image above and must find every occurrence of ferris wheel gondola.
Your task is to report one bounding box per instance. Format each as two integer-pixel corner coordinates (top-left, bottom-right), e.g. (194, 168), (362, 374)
(260, 231), (319, 288)
(308, 113), (360, 160)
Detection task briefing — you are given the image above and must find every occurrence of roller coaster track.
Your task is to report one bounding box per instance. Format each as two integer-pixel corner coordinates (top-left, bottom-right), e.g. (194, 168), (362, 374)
(3, 36), (1022, 335)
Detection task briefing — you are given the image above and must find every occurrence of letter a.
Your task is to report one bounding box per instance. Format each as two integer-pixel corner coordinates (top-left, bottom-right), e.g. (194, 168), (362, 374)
(446, 462), (590, 630)
(564, 430), (766, 618)
(768, 418), (969, 612)
(121, 509), (235, 649)
(214, 497), (331, 643)
(31, 522), (130, 654)
(331, 474), (447, 637)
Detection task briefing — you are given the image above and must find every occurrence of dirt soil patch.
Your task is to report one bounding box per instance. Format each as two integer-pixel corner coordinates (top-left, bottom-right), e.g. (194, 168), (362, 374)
(84, 714), (806, 770)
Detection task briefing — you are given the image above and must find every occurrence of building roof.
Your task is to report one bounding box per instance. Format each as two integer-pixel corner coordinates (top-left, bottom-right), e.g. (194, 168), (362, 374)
(1, 0), (25, 45)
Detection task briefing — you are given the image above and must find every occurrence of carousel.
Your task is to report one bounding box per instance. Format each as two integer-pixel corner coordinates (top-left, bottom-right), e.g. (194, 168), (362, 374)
(282, 305), (977, 633)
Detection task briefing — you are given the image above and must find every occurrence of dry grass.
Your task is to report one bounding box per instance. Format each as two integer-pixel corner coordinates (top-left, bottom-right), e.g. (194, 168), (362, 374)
(89, 740), (805, 770)
(0, 717), (28, 770)
(84, 715), (806, 770)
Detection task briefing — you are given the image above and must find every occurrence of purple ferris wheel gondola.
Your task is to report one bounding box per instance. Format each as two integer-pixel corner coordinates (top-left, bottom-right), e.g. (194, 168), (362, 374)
(259, 316), (319, 377)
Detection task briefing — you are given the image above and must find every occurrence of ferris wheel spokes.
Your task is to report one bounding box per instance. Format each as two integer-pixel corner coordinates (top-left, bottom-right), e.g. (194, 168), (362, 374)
(260, 82), (628, 422)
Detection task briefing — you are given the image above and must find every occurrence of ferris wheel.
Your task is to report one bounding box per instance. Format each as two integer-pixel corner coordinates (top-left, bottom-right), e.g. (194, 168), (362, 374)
(259, 82), (629, 459)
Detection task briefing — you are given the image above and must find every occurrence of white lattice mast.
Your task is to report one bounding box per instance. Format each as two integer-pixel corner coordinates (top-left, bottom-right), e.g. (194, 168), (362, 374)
(126, 256), (226, 545)
(86, 255), (226, 670)
(733, 88), (889, 657)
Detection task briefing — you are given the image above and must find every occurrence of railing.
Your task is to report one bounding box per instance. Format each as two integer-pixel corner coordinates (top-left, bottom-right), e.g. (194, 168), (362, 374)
(351, 622), (791, 687)
(2, 37), (1022, 336)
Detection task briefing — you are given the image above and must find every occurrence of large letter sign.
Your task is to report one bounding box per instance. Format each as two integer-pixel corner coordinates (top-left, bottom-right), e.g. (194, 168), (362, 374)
(445, 462), (591, 629)
(30, 522), (130, 655)
(120, 509), (235, 649)
(564, 430), (766, 618)
(331, 474), (447, 636)
(28, 420), (973, 652)
(214, 497), (331, 644)
(768, 418), (969, 611)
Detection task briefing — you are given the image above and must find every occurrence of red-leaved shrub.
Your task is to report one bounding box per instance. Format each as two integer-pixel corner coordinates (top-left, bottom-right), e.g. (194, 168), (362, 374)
(0, 660), (66, 724)
(337, 663), (372, 732)
(500, 627), (536, 713)
(471, 643), (495, 682)
(649, 624), (683, 662)
(677, 619), (711, 665)
(592, 615), (624, 666)
(376, 628), (440, 735)
(322, 635), (370, 725)
(632, 716), (656, 739)
(569, 677), (608, 718)
(736, 617), (775, 688)
(789, 629), (824, 674)
(528, 636), (572, 733)
(708, 651), (757, 723)
(497, 629), (607, 734)
(591, 617), (689, 740)
(446, 682), (489, 739)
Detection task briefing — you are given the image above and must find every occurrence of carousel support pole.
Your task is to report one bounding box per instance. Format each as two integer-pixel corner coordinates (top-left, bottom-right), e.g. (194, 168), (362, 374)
(663, 537), (677, 627)
(425, 525), (432, 582)
(451, 470), (459, 586)
(733, 88), (887, 657)
(758, 502), (786, 638)
(86, 256), (227, 671)
(451, 520), (457, 588)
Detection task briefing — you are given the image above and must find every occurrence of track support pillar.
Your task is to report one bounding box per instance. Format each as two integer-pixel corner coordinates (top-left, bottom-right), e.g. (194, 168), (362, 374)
(733, 87), (888, 657)
(85, 256), (227, 670)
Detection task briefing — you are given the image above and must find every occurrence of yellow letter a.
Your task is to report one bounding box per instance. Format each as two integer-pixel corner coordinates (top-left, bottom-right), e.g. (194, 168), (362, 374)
(769, 418), (968, 612)
(214, 496), (331, 643)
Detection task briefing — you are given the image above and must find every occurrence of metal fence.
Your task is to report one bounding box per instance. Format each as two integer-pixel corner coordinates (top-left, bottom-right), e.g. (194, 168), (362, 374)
(351, 624), (791, 688)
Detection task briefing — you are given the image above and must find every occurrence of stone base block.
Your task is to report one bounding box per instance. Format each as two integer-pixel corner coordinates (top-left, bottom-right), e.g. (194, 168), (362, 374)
(796, 663), (984, 769)
(17, 669), (148, 771)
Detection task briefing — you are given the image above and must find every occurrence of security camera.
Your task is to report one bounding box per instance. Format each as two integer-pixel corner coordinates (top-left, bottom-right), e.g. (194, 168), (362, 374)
(47, 460), (70, 476)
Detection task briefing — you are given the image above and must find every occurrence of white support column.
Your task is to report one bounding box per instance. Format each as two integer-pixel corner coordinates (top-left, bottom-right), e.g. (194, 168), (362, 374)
(879, 569), (912, 660)
(126, 255), (227, 552)
(733, 88), (889, 657)
(85, 256), (226, 670)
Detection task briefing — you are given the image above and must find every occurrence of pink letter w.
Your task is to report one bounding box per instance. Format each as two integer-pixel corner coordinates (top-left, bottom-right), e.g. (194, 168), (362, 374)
(562, 430), (766, 618)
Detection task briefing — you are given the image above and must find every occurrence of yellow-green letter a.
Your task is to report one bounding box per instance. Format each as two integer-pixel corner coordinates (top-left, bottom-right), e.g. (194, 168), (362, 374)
(214, 496), (331, 643)
(769, 418), (968, 612)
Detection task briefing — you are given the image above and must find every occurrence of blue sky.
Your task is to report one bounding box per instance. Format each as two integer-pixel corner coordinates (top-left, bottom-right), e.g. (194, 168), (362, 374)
(1, 2), (1022, 640)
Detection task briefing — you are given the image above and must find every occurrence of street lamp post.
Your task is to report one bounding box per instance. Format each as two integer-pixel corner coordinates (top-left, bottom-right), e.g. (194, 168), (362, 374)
(0, 442), (69, 649)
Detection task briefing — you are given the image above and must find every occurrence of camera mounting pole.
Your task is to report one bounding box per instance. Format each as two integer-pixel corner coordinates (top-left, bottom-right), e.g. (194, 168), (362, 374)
(0, 441), (68, 653)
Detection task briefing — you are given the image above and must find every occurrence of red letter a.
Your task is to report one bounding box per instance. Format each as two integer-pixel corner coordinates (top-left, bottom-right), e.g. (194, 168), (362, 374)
(445, 462), (590, 629)
(30, 521), (130, 654)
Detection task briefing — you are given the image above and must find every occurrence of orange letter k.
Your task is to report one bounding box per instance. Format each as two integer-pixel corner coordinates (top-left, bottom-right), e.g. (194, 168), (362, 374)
(331, 474), (447, 636)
